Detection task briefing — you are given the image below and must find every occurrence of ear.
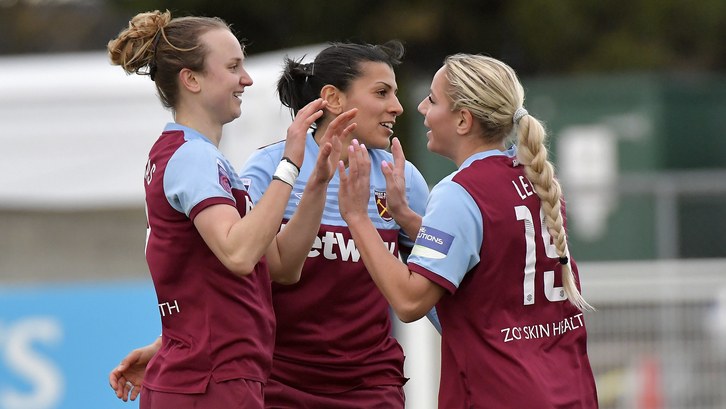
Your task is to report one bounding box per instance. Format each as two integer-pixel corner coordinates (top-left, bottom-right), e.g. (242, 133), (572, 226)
(320, 84), (344, 115)
(456, 108), (475, 135)
(179, 68), (201, 93)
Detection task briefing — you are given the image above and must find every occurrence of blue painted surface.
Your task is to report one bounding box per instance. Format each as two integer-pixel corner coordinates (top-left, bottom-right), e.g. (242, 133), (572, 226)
(0, 280), (160, 409)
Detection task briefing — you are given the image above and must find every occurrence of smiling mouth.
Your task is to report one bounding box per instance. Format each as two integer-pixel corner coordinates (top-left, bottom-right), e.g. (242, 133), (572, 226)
(233, 92), (243, 99)
(380, 122), (394, 130)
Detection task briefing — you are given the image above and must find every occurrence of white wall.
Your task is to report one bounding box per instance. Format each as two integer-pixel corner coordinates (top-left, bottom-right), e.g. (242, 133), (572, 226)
(0, 45), (323, 210)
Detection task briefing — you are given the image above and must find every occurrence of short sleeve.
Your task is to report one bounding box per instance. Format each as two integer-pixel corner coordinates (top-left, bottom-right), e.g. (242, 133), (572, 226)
(239, 147), (278, 203)
(164, 141), (236, 217)
(407, 179), (483, 293)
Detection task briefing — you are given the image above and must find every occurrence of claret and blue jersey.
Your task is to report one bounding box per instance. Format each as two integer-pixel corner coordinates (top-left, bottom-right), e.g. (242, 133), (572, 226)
(240, 131), (429, 394)
(407, 146), (598, 408)
(143, 123), (275, 394)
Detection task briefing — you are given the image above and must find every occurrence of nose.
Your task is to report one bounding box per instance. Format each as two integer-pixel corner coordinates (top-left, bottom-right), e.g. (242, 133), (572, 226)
(417, 98), (427, 115)
(240, 68), (253, 87)
(390, 95), (404, 116)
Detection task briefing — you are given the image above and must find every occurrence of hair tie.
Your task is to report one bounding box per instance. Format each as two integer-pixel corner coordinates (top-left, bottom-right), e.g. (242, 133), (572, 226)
(513, 107), (528, 124)
(304, 63), (315, 83)
(149, 29), (163, 81)
(559, 256), (569, 265)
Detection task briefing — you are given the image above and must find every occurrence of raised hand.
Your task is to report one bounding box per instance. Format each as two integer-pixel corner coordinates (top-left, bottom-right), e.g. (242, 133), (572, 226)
(380, 137), (410, 220)
(338, 139), (372, 223)
(311, 108), (357, 184)
(283, 99), (328, 169)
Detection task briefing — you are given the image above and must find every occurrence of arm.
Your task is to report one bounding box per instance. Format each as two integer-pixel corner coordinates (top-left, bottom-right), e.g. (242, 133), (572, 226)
(380, 137), (423, 240)
(266, 109), (358, 284)
(194, 99), (327, 276)
(338, 140), (445, 322)
(109, 336), (161, 402)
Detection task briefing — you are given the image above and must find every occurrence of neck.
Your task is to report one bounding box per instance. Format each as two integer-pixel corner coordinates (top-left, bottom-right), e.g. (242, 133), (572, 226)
(174, 103), (224, 147)
(453, 136), (506, 167)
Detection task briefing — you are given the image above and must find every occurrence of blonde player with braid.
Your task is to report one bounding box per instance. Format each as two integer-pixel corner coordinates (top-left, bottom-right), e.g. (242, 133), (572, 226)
(338, 53), (598, 408)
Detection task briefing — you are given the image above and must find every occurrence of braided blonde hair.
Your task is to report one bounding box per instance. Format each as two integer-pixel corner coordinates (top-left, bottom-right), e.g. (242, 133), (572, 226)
(444, 54), (593, 311)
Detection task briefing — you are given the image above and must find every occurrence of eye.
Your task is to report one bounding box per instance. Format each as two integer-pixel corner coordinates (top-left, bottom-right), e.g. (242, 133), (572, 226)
(427, 95), (434, 104)
(377, 89), (387, 96)
(230, 64), (238, 71)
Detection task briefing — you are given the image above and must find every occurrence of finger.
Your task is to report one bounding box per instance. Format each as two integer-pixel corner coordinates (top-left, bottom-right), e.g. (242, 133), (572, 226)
(329, 108), (357, 130)
(123, 381), (132, 402)
(322, 108), (357, 144)
(357, 143), (371, 177)
(317, 142), (333, 163)
(291, 99), (326, 130)
(297, 98), (325, 117)
(300, 109), (325, 130)
(337, 161), (348, 184)
(381, 160), (395, 182)
(348, 141), (359, 176)
(130, 383), (142, 401)
(391, 137), (406, 172)
(116, 375), (128, 400)
(337, 123), (357, 144)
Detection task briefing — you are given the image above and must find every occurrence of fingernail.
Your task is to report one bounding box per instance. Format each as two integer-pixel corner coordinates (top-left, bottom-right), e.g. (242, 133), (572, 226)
(382, 161), (388, 167)
(352, 139), (359, 146)
(361, 144), (366, 150)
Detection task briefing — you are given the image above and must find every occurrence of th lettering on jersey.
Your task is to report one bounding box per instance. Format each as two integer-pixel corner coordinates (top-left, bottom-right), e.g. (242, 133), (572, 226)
(158, 300), (180, 317)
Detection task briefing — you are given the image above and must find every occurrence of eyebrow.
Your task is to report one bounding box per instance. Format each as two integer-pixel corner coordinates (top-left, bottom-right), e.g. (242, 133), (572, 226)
(375, 81), (398, 92)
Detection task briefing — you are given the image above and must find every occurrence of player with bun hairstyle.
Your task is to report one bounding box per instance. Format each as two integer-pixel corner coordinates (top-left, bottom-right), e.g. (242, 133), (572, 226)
(338, 54), (598, 408)
(106, 10), (356, 409)
(109, 38), (429, 409)
(245, 40), (429, 408)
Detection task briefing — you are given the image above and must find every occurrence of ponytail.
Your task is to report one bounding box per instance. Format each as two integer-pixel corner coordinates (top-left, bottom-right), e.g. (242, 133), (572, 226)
(515, 115), (594, 312)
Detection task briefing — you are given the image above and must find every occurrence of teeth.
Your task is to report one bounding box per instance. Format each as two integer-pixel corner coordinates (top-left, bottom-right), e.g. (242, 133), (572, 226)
(381, 122), (393, 130)
(233, 92), (242, 98)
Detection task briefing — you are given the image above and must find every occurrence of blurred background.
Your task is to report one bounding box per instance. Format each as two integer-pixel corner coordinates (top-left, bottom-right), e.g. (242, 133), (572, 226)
(1, 0), (726, 408)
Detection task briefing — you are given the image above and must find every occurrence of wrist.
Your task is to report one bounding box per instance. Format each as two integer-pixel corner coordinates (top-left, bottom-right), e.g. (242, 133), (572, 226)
(273, 157), (300, 187)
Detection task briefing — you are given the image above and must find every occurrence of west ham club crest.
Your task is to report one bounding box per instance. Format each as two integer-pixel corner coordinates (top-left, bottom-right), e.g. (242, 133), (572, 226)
(375, 191), (393, 222)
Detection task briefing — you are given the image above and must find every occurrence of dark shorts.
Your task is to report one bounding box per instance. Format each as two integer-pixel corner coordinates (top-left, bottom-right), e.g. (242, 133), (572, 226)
(264, 378), (405, 409)
(140, 378), (264, 409)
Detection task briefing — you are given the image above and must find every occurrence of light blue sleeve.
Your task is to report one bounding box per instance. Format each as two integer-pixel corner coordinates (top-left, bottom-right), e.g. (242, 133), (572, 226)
(399, 161), (429, 248)
(238, 147), (278, 203)
(164, 141), (235, 216)
(408, 179), (483, 290)
(426, 307), (442, 335)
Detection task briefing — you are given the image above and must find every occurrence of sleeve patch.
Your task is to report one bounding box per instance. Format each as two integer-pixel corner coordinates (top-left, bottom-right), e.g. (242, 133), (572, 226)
(241, 178), (251, 191)
(411, 226), (454, 259)
(217, 159), (232, 194)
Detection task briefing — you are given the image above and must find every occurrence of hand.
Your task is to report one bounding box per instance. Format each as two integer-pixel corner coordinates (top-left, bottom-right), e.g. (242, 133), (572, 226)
(109, 339), (160, 402)
(311, 108), (357, 184)
(283, 99), (328, 169)
(380, 137), (410, 220)
(338, 139), (372, 223)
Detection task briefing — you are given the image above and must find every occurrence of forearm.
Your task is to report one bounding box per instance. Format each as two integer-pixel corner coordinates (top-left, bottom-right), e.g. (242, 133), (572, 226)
(198, 179), (293, 275)
(345, 214), (435, 322)
(390, 206), (422, 243)
(267, 179), (328, 284)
